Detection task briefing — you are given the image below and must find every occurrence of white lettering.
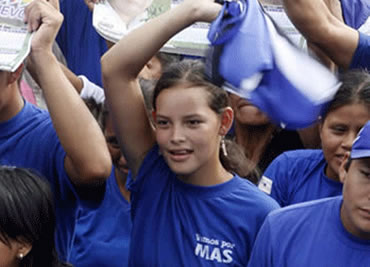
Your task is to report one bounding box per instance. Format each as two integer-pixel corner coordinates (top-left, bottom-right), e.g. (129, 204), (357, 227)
(222, 249), (233, 263)
(210, 247), (222, 262)
(195, 243), (209, 260)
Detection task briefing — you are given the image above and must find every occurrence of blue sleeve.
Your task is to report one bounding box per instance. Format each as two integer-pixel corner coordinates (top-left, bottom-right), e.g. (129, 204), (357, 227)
(350, 32), (370, 69)
(259, 153), (291, 207)
(247, 216), (274, 267)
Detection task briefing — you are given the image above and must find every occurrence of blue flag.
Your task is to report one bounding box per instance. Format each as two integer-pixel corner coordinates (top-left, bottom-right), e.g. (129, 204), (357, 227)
(206, 0), (340, 129)
(341, 0), (370, 30)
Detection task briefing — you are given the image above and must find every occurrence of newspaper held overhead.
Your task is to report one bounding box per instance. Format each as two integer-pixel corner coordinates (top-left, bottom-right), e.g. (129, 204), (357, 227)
(0, 0), (33, 72)
(93, 0), (305, 56)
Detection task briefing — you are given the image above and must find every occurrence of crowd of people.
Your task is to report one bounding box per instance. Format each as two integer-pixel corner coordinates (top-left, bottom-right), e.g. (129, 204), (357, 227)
(0, 0), (369, 266)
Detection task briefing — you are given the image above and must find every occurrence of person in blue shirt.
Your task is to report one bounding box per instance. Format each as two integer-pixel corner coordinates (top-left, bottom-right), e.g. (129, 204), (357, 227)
(68, 102), (132, 267)
(0, 0), (111, 260)
(259, 70), (370, 207)
(101, 0), (280, 265)
(56, 0), (107, 87)
(248, 121), (370, 267)
(283, 0), (370, 70)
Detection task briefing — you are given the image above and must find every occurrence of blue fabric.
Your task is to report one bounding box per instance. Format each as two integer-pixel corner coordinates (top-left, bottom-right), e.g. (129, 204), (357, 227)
(0, 101), (78, 260)
(57, 0), (107, 87)
(350, 32), (370, 70)
(206, 0), (339, 129)
(341, 0), (370, 29)
(68, 168), (131, 267)
(127, 145), (279, 266)
(260, 150), (343, 207)
(247, 197), (370, 267)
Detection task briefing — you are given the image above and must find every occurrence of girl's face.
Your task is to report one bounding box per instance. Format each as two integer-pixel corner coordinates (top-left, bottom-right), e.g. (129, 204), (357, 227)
(320, 103), (370, 180)
(154, 86), (225, 183)
(228, 93), (270, 126)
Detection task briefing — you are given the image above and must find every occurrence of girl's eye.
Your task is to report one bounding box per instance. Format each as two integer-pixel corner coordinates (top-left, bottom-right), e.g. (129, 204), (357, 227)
(187, 120), (201, 126)
(156, 120), (168, 127)
(331, 126), (346, 134)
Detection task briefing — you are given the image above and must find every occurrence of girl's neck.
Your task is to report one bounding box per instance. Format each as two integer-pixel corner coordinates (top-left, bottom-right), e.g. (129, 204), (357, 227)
(177, 161), (233, 187)
(234, 123), (276, 166)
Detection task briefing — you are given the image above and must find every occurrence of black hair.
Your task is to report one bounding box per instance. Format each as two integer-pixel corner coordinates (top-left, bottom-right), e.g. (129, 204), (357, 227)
(152, 59), (256, 181)
(322, 70), (370, 120)
(0, 166), (71, 267)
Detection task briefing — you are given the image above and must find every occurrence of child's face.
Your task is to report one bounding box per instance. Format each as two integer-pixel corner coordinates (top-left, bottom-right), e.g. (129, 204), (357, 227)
(320, 103), (370, 180)
(340, 157), (370, 240)
(154, 86), (223, 182)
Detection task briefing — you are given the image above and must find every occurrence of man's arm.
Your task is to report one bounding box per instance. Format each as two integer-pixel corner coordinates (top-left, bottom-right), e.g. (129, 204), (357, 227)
(25, 0), (111, 185)
(283, 0), (359, 69)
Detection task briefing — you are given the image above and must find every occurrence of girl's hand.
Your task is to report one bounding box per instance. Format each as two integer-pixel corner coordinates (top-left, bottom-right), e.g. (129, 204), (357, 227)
(182, 0), (223, 23)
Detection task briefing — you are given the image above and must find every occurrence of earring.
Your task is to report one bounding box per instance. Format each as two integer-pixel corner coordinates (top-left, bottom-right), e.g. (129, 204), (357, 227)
(221, 137), (228, 157)
(17, 253), (24, 260)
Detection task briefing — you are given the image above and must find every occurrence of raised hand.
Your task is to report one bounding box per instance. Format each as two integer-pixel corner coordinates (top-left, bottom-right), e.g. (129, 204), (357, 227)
(24, 0), (63, 54)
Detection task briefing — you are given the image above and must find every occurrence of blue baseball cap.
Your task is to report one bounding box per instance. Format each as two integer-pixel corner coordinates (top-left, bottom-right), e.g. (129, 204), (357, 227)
(351, 121), (370, 159)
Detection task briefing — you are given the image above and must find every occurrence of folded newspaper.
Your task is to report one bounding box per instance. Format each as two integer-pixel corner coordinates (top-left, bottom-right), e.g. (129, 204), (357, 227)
(93, 0), (306, 56)
(0, 0), (33, 72)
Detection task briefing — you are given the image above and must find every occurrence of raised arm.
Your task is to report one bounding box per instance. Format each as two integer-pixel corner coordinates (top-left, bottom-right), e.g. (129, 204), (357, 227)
(25, 0), (111, 185)
(101, 0), (221, 176)
(283, 0), (359, 69)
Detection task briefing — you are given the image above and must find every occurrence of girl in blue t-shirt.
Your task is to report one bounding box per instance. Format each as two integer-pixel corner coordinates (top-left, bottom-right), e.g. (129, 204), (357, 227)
(260, 70), (370, 207)
(101, 0), (279, 265)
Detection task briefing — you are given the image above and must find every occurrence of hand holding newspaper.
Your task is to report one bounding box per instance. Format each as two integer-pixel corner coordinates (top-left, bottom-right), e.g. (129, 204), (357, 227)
(0, 0), (33, 72)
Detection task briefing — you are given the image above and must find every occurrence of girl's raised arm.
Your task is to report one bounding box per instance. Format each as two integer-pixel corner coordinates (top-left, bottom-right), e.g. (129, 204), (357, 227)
(101, 0), (221, 176)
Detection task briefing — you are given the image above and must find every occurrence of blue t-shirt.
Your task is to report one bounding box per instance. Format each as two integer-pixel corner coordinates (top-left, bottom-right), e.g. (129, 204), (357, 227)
(247, 197), (370, 267)
(0, 101), (78, 260)
(68, 167), (132, 267)
(341, 0), (370, 29)
(128, 145), (279, 266)
(259, 150), (343, 207)
(350, 32), (370, 70)
(57, 0), (107, 87)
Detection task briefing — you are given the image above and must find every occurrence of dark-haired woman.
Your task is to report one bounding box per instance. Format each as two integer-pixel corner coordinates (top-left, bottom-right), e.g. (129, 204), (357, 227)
(0, 166), (71, 267)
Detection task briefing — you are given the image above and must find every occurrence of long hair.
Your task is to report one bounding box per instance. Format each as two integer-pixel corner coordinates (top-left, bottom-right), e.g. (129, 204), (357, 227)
(152, 60), (256, 181)
(0, 166), (70, 267)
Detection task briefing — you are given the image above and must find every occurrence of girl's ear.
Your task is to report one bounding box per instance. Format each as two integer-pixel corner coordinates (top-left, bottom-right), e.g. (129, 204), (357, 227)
(339, 152), (350, 183)
(16, 241), (32, 259)
(219, 107), (234, 136)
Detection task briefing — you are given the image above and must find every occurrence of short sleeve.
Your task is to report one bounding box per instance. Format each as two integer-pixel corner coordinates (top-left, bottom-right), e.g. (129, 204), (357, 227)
(259, 153), (291, 206)
(350, 32), (370, 70)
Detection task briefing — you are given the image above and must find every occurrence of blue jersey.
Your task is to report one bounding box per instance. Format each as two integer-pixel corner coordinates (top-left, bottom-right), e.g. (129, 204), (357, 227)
(0, 101), (78, 260)
(68, 168), (132, 267)
(350, 32), (370, 70)
(259, 150), (342, 207)
(57, 0), (107, 87)
(247, 197), (370, 267)
(341, 0), (370, 29)
(128, 145), (279, 266)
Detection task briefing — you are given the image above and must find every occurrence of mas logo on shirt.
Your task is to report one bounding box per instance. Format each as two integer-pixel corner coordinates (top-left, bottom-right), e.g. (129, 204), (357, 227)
(258, 176), (273, 194)
(194, 233), (235, 264)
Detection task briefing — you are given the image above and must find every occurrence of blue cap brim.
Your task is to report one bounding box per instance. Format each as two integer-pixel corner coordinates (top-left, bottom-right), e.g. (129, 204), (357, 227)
(350, 149), (370, 159)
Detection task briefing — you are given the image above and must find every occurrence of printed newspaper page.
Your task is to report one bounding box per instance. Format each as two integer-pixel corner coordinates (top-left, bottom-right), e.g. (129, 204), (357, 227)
(0, 0), (33, 72)
(93, 0), (305, 56)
